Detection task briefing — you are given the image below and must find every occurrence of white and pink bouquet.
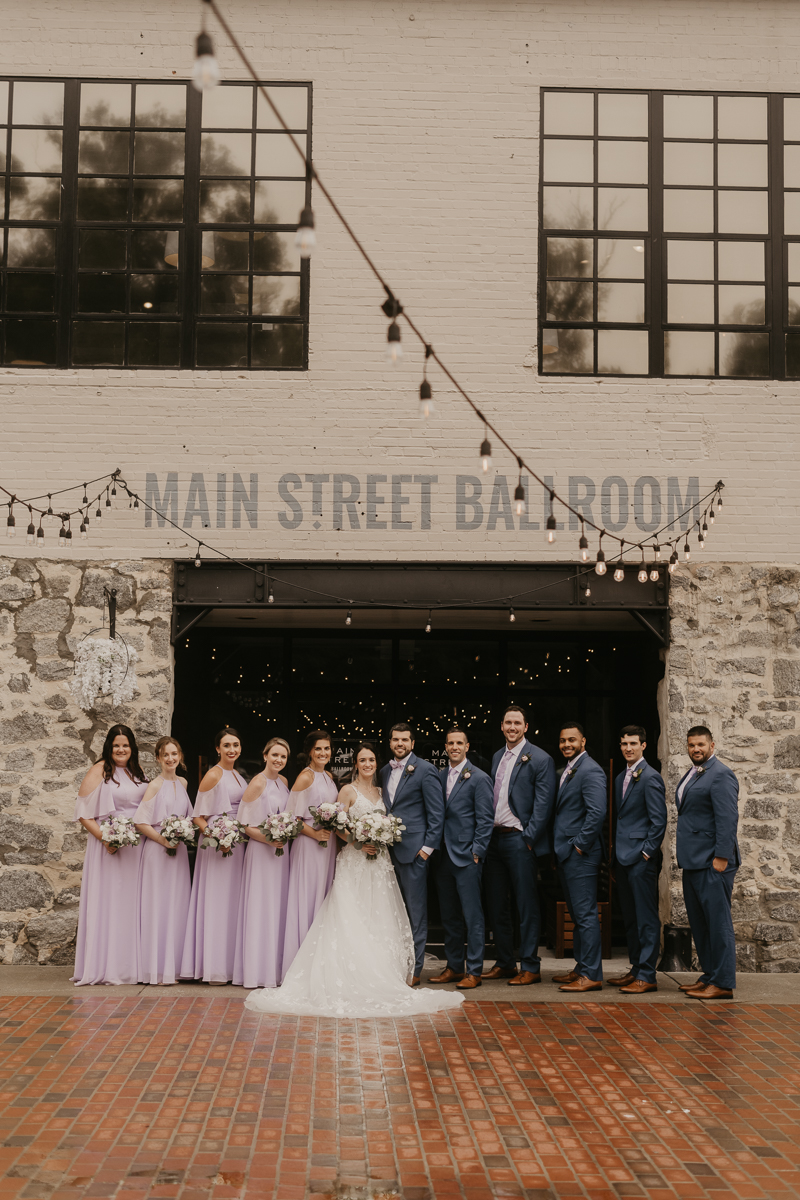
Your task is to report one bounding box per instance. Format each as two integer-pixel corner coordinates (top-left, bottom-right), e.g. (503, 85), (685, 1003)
(349, 811), (405, 863)
(258, 811), (305, 856)
(160, 815), (198, 857)
(98, 814), (141, 850)
(199, 812), (247, 858)
(308, 800), (351, 847)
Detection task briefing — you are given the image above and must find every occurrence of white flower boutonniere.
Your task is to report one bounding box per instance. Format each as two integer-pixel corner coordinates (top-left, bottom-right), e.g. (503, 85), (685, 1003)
(632, 767), (644, 783)
(520, 754), (531, 764)
(696, 765), (706, 776)
(461, 770), (472, 781)
(405, 763), (416, 774)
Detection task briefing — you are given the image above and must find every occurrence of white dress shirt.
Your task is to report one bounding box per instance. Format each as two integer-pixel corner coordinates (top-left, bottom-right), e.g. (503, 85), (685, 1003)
(388, 754), (433, 856)
(494, 740), (524, 831)
(559, 748), (586, 786)
(622, 757), (644, 796)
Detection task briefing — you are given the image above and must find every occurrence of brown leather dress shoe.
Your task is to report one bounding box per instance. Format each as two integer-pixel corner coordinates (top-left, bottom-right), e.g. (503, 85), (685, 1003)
(429, 967), (464, 984)
(607, 971), (636, 987)
(481, 965), (518, 980)
(688, 984), (733, 1001)
(456, 974), (482, 989)
(558, 975), (602, 992)
(409, 976), (421, 987)
(619, 979), (657, 994)
(551, 970), (578, 985)
(678, 977), (708, 992)
(507, 971), (541, 986)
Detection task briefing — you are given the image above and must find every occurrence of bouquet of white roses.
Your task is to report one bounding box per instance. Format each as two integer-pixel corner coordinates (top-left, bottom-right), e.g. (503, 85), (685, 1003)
(98, 814), (141, 850)
(308, 800), (351, 847)
(258, 811), (305, 857)
(199, 812), (248, 858)
(160, 815), (198, 857)
(349, 811), (405, 863)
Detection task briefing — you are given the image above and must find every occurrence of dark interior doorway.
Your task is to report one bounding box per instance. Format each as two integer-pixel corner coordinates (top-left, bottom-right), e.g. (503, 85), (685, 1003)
(173, 624), (664, 954)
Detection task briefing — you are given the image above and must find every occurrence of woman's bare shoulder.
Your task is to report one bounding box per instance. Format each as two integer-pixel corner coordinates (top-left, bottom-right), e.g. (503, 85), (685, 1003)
(199, 764), (224, 793)
(240, 771), (267, 803)
(291, 767), (314, 792)
(77, 761), (105, 797)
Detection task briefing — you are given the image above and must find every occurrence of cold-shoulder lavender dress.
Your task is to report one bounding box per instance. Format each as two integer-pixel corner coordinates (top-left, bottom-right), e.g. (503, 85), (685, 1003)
(71, 768), (148, 985)
(180, 767), (246, 983)
(135, 779), (193, 985)
(233, 776), (291, 989)
(282, 769), (339, 973)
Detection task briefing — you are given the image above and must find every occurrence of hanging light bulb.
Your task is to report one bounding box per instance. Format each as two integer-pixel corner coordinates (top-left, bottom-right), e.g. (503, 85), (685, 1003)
(614, 565), (625, 582)
(701, 517), (708, 542)
(194, 543), (202, 568)
(105, 488), (111, 509)
(654, 543), (662, 561)
(58, 521), (66, 548)
(425, 611), (432, 634)
(683, 540), (691, 562)
(545, 491), (556, 543)
(295, 207), (316, 259)
(36, 523), (45, 548)
(111, 482), (117, 498)
(509, 607), (516, 623)
(65, 526), (72, 548)
(595, 548), (607, 576)
(267, 580), (274, 605)
(716, 492), (723, 513)
(133, 496), (140, 510)
(82, 485), (89, 505)
(192, 29), (220, 92)
(480, 437), (492, 473)
(708, 504), (715, 525)
(345, 610), (352, 626)
(419, 379), (434, 419)
(667, 549), (679, 574)
(514, 479), (526, 517)
(638, 564), (648, 583)
(46, 495), (53, 517)
(26, 509), (35, 546)
(95, 504), (102, 521)
(649, 564), (660, 582)
(6, 506), (15, 539)
(579, 526), (589, 562)
(584, 583), (591, 597)
(386, 320), (402, 364)
(79, 520), (88, 540)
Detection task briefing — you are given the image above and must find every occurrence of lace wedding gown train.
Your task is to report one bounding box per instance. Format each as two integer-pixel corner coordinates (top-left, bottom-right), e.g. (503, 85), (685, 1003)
(244, 790), (464, 1018)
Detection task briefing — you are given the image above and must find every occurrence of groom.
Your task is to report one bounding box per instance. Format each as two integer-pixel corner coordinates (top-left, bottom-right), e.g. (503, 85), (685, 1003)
(380, 722), (445, 986)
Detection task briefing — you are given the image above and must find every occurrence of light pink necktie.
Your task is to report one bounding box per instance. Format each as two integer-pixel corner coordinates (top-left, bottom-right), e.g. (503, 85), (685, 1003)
(493, 749), (513, 810)
(622, 767), (634, 798)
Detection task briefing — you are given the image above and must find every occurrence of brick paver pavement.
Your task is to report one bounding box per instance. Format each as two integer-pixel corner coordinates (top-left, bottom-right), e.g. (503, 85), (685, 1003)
(1, 995), (800, 1199)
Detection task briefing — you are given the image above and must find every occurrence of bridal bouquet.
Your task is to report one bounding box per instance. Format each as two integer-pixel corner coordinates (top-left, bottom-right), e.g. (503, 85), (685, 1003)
(199, 812), (248, 857)
(98, 814), (141, 850)
(308, 800), (350, 847)
(160, 815), (198, 857)
(258, 811), (305, 856)
(350, 812), (405, 863)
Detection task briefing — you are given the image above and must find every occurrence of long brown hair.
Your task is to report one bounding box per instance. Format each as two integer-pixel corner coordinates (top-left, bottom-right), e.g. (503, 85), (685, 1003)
(98, 724), (147, 785)
(298, 729), (331, 770)
(348, 741), (382, 787)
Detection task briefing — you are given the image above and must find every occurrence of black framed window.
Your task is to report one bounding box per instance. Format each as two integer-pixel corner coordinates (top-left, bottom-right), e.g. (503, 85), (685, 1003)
(539, 88), (800, 379)
(0, 77), (310, 369)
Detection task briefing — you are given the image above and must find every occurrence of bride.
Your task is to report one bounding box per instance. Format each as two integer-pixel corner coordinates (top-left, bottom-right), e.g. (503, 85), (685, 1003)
(244, 741), (464, 1018)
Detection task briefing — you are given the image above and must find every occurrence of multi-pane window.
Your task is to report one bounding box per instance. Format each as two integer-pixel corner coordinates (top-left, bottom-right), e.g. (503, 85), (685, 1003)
(539, 89), (800, 379)
(0, 77), (310, 369)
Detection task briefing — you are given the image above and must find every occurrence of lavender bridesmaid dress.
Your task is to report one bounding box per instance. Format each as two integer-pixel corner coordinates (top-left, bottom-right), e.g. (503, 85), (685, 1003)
(135, 779), (193, 985)
(233, 777), (291, 989)
(71, 768), (148, 985)
(282, 769), (339, 973)
(180, 767), (246, 983)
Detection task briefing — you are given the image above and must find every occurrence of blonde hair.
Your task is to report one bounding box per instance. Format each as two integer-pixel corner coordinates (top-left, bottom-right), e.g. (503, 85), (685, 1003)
(155, 736), (186, 769)
(263, 737), (291, 761)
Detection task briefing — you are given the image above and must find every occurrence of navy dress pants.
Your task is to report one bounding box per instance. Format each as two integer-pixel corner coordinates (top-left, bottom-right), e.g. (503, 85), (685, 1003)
(392, 853), (430, 976)
(557, 845), (603, 982)
(615, 851), (662, 984)
(484, 828), (541, 974)
(435, 847), (485, 977)
(682, 862), (738, 990)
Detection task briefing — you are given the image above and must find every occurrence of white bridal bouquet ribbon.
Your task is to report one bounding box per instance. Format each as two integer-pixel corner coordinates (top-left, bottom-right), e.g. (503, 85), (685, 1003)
(70, 637), (139, 711)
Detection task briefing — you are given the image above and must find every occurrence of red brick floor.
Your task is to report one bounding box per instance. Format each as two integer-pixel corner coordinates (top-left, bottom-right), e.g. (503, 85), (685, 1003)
(2, 997), (800, 1199)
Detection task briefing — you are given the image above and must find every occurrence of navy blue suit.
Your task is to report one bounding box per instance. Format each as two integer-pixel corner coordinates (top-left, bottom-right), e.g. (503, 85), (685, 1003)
(484, 739), (557, 975)
(613, 760), (667, 984)
(435, 759), (494, 977)
(380, 752), (444, 976)
(676, 754), (740, 990)
(554, 752), (607, 982)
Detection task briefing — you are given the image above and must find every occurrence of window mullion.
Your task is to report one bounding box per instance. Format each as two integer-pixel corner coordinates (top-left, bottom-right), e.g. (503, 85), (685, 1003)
(59, 79), (80, 370)
(769, 91), (784, 380)
(183, 83), (202, 370)
(649, 91), (664, 377)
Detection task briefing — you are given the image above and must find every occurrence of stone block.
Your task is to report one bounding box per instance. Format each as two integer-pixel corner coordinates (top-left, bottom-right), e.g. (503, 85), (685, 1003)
(768, 586), (800, 609)
(775, 660), (800, 698)
(770, 903), (800, 921)
(0, 712), (49, 745)
(35, 660), (72, 682)
(0, 919), (23, 941)
(44, 746), (88, 771)
(0, 869), (54, 911)
(759, 959), (800, 973)
(7, 674), (30, 694)
(77, 569), (135, 613)
(11, 943), (37, 964)
(44, 693), (67, 710)
(731, 896), (762, 921)
(744, 799), (783, 820)
(61, 830), (86, 853)
(0, 815), (52, 851)
(760, 940), (800, 962)
(736, 942), (757, 971)
(24, 910), (78, 957)
(149, 618), (170, 659)
(753, 922), (795, 943)
(751, 713), (796, 732)
(743, 823), (779, 841)
(54, 886), (80, 906)
(716, 658), (767, 676)
(0, 579), (34, 601)
(138, 592), (172, 613)
(775, 735), (800, 769)
(5, 748), (31, 772)
(15, 599), (70, 634)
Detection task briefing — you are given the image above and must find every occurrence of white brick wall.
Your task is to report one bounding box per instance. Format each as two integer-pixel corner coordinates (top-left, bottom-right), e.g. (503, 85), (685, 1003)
(0, 0), (797, 565)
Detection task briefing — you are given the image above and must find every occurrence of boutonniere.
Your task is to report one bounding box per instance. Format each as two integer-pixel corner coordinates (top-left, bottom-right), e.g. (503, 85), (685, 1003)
(520, 754), (530, 764)
(563, 764), (576, 781)
(632, 767), (643, 783)
(461, 770), (472, 781)
(405, 763), (416, 774)
(696, 765), (705, 776)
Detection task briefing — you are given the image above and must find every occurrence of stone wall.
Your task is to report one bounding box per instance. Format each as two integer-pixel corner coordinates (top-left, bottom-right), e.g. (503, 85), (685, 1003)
(662, 562), (800, 972)
(0, 557), (173, 965)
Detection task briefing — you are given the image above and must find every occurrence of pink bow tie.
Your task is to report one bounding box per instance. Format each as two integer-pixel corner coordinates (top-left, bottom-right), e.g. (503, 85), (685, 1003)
(391, 760), (405, 770)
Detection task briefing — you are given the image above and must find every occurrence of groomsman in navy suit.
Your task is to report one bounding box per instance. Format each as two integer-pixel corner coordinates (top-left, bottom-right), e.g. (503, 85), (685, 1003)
(380, 722), (444, 986)
(607, 725), (667, 995)
(429, 728), (494, 990)
(482, 705), (557, 986)
(675, 726), (740, 1001)
(552, 722), (608, 992)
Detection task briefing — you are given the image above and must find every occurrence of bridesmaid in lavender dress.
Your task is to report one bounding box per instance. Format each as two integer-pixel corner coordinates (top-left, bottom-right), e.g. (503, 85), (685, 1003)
(282, 729), (339, 972)
(234, 737), (292, 989)
(180, 727), (247, 984)
(72, 724), (148, 985)
(134, 736), (193, 985)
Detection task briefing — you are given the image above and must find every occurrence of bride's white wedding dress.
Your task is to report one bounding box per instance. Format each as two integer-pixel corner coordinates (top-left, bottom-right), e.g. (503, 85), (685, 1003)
(244, 789), (464, 1018)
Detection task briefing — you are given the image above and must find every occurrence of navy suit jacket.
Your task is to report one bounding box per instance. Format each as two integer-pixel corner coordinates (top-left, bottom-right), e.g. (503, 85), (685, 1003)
(553, 752), (607, 863)
(613, 760), (667, 867)
(490, 739), (557, 858)
(675, 755), (740, 870)
(439, 759), (494, 867)
(379, 752), (444, 864)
